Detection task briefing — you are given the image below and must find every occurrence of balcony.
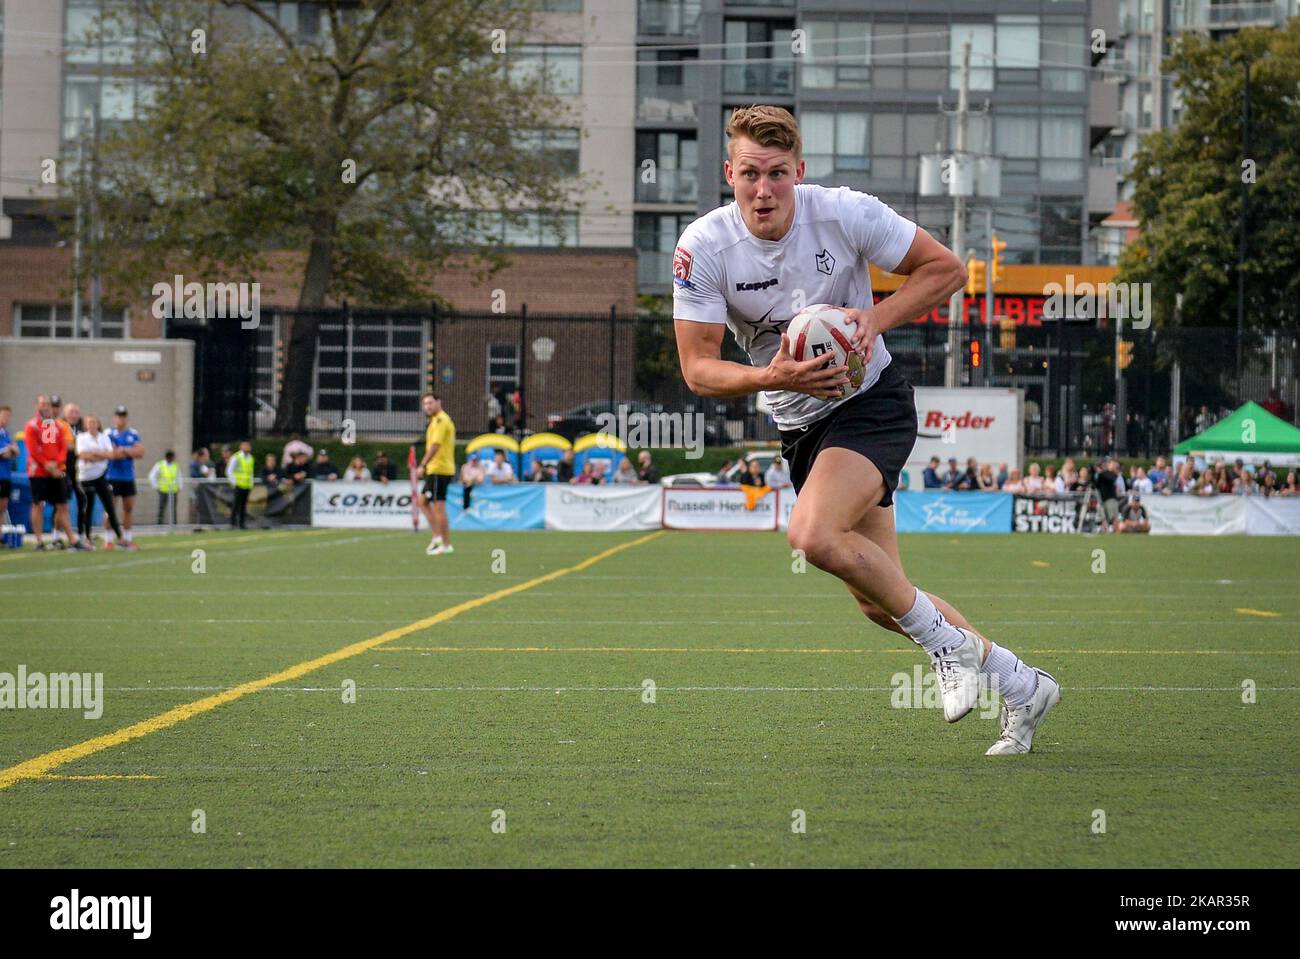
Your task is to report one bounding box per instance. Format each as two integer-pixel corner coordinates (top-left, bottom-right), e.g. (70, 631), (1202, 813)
(638, 0), (701, 38)
(1088, 162), (1120, 217)
(1171, 1), (1282, 30)
(1089, 78), (1119, 134)
(637, 85), (698, 124)
(635, 168), (698, 205)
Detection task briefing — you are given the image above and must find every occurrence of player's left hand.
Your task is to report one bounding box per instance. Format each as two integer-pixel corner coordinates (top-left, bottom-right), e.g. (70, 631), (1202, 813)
(842, 308), (880, 363)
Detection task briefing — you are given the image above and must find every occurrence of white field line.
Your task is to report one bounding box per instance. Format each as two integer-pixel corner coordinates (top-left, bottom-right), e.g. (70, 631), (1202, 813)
(99, 685), (1300, 693)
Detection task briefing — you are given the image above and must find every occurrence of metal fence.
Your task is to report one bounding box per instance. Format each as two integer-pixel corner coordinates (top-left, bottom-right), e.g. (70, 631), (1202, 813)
(227, 307), (1298, 459)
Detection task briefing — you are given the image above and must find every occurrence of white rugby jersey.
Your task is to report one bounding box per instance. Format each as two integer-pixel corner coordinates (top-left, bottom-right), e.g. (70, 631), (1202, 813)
(672, 183), (917, 430)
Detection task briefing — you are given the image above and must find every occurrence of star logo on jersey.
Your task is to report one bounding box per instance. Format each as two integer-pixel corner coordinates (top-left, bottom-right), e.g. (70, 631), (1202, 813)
(736, 306), (783, 346)
(814, 249), (836, 276)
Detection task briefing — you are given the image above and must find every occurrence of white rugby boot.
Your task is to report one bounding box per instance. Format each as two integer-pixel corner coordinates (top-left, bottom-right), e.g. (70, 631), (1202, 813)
(985, 668), (1061, 756)
(933, 628), (985, 723)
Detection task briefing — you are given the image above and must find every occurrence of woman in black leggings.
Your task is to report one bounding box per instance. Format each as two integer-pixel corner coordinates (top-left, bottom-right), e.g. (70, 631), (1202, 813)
(75, 415), (124, 546)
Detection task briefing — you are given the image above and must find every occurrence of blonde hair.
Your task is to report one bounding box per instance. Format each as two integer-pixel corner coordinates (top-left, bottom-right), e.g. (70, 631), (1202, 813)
(726, 105), (801, 159)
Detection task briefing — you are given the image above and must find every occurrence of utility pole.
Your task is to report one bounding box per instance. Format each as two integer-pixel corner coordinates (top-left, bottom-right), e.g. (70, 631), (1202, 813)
(89, 103), (103, 338)
(944, 39), (971, 389)
(72, 121), (85, 336)
(1236, 59), (1250, 401)
(984, 208), (994, 387)
(1115, 311), (1126, 457)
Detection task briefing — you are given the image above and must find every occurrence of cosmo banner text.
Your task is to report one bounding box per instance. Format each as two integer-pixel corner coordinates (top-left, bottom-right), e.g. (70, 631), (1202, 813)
(312, 481), (419, 527)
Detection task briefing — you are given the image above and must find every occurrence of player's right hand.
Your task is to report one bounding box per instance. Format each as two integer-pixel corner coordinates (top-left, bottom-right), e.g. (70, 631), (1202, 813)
(767, 333), (851, 400)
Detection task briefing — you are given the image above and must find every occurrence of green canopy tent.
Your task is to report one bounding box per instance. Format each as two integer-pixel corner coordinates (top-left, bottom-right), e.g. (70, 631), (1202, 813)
(1174, 402), (1300, 467)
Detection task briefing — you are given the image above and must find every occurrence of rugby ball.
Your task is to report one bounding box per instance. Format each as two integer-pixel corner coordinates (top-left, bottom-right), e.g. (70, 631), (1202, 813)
(785, 304), (865, 399)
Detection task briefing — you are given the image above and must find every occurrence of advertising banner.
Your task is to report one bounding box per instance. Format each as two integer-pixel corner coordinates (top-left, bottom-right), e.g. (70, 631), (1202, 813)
(1012, 494), (1082, 533)
(544, 484), (662, 531)
(1244, 497), (1300, 536)
(197, 480), (312, 526)
(777, 488), (796, 530)
(662, 487), (779, 531)
(894, 491), (1012, 534)
(908, 387), (1023, 481)
(312, 481), (420, 528)
(447, 482), (545, 531)
(1145, 495), (1248, 536)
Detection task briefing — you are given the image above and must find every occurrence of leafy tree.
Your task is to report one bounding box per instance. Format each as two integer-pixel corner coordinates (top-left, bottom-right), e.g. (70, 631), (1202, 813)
(1120, 21), (1300, 332)
(82, 0), (580, 432)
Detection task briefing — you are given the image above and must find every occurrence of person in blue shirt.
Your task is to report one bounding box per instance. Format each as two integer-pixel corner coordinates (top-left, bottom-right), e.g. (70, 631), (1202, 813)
(0, 404), (18, 527)
(105, 405), (144, 550)
(922, 456), (943, 489)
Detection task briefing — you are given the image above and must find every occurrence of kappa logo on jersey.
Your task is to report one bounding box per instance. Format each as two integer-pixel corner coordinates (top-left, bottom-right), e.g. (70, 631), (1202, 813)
(672, 246), (694, 288)
(815, 248), (836, 276)
(735, 277), (779, 293)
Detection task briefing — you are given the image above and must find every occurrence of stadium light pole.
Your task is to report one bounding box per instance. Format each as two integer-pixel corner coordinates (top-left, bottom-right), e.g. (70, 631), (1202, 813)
(1236, 58), (1250, 402)
(944, 39), (972, 389)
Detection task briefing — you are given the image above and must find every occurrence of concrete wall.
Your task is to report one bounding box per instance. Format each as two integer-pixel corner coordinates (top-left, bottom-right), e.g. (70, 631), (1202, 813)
(0, 337), (194, 497)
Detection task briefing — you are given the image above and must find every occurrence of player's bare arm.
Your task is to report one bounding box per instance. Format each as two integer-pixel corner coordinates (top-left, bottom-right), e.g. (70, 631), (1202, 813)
(674, 318), (849, 400)
(844, 228), (967, 356)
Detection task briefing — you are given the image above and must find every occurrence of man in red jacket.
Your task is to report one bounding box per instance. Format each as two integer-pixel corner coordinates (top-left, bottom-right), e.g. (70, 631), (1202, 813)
(24, 394), (86, 551)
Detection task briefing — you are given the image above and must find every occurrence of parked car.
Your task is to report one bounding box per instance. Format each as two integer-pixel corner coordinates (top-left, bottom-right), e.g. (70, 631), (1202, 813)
(659, 471), (719, 488)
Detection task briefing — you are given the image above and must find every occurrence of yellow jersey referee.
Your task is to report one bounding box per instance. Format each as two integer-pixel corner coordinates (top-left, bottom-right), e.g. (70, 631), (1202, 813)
(416, 393), (456, 555)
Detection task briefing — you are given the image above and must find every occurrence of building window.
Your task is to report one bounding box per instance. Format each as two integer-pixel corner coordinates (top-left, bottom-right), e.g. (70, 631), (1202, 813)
(724, 20), (794, 96)
(1040, 197), (1082, 263)
(802, 111), (870, 179)
(13, 304), (128, 338)
(799, 19), (870, 90)
(541, 0), (582, 10)
(314, 315), (427, 415)
(1041, 17), (1085, 93)
(635, 131), (697, 203)
(518, 128), (580, 176)
(950, 23), (994, 91)
(1040, 114), (1084, 181)
(638, 0), (701, 38)
(995, 15), (1039, 86)
(637, 49), (698, 123)
(635, 212), (693, 287)
(510, 45), (581, 95)
(487, 343), (520, 397)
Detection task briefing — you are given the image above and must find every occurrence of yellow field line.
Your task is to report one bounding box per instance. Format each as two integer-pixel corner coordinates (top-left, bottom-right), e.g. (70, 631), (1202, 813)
(0, 531), (665, 790)
(1235, 608), (1281, 618)
(377, 646), (1300, 656)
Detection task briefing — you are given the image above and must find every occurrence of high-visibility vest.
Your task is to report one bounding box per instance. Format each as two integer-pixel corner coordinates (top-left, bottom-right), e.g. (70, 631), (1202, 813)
(157, 460), (180, 493)
(232, 451), (255, 490)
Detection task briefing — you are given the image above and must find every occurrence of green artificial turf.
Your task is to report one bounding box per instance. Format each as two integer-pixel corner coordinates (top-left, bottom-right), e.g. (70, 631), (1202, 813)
(0, 528), (1296, 867)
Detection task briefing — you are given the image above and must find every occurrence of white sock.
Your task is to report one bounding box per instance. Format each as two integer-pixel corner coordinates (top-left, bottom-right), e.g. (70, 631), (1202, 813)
(893, 588), (966, 656)
(124, 530), (133, 543)
(430, 535), (442, 545)
(981, 643), (1040, 707)
(105, 530), (116, 543)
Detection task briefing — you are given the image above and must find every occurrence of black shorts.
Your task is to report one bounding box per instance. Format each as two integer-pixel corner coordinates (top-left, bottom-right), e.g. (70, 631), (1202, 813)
(422, 474), (452, 502)
(110, 479), (138, 498)
(31, 476), (68, 504)
(0, 479), (10, 499)
(778, 361), (917, 509)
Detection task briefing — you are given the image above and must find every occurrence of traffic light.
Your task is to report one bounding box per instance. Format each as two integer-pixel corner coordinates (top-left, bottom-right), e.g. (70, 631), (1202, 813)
(965, 257), (986, 296)
(968, 338), (982, 369)
(991, 233), (1007, 285)
(1118, 339), (1134, 370)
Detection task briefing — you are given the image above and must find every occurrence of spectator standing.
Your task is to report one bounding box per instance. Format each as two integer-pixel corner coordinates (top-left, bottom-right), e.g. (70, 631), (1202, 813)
(1147, 456), (1167, 493)
(259, 453), (280, 486)
(977, 464), (996, 491)
(922, 456), (942, 489)
(148, 450), (183, 525)
(485, 450), (516, 484)
(313, 449), (340, 480)
(284, 452), (311, 487)
(371, 451), (397, 484)
(1132, 466), (1153, 497)
(459, 453), (485, 510)
(343, 457), (371, 481)
(573, 461), (602, 485)
(765, 455), (792, 489)
(215, 444), (232, 479)
(190, 447), (213, 479)
(57, 399), (86, 543)
(942, 457), (962, 489)
(636, 451), (659, 485)
(527, 460), (553, 483)
(281, 434), (313, 467)
(557, 449), (576, 483)
(228, 440), (256, 529)
(0, 406), (17, 527)
(1023, 463), (1047, 495)
(1281, 470), (1298, 495)
(1095, 458), (1122, 532)
(996, 462), (1009, 489)
(25, 395), (86, 550)
(739, 460), (765, 486)
(611, 456), (638, 484)
(105, 406), (143, 550)
(76, 415), (125, 547)
(1002, 468), (1025, 494)
(960, 457), (979, 491)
